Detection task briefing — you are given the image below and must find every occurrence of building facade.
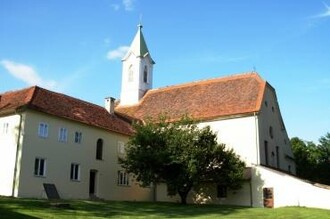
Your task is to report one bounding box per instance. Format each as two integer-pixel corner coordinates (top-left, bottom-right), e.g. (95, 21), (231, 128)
(1, 25), (329, 209)
(0, 87), (152, 201)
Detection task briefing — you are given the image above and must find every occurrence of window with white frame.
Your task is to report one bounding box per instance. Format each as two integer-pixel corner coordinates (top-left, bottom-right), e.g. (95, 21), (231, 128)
(34, 158), (46, 177)
(38, 123), (48, 138)
(118, 141), (125, 155)
(74, 131), (82, 144)
(58, 127), (68, 142)
(2, 122), (9, 134)
(117, 170), (129, 186)
(70, 163), (80, 181)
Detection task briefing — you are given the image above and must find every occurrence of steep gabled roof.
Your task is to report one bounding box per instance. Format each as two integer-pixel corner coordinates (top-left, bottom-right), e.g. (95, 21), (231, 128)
(122, 24), (155, 64)
(116, 72), (267, 121)
(0, 86), (133, 135)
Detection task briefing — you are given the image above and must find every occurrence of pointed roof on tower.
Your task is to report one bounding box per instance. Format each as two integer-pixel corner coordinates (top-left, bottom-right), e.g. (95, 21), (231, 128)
(122, 24), (155, 63)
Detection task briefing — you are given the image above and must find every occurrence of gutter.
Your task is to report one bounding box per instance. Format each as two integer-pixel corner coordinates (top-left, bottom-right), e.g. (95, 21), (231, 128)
(12, 112), (23, 197)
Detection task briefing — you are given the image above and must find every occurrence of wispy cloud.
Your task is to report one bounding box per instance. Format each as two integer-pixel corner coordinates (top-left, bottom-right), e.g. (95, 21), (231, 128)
(110, 0), (135, 11)
(122, 0), (134, 11)
(0, 59), (57, 89)
(311, 2), (330, 18)
(106, 46), (130, 60)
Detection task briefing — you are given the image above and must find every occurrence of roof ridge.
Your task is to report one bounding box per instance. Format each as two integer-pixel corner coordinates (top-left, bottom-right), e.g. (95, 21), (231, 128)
(0, 85), (37, 96)
(34, 86), (106, 110)
(149, 71), (262, 93)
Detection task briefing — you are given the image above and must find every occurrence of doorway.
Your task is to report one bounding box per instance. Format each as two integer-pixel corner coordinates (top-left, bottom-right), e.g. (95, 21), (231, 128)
(89, 170), (97, 196)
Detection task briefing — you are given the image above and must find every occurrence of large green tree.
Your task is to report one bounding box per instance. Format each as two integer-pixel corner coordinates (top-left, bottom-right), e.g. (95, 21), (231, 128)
(119, 117), (246, 204)
(291, 132), (330, 185)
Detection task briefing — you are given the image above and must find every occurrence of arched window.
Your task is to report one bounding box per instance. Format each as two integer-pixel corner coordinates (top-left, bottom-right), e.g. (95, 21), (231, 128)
(143, 66), (148, 83)
(128, 65), (133, 82)
(96, 138), (103, 160)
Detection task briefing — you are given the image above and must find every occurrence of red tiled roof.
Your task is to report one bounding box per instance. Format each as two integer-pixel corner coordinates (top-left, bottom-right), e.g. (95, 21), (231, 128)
(116, 72), (266, 121)
(0, 86), (133, 136)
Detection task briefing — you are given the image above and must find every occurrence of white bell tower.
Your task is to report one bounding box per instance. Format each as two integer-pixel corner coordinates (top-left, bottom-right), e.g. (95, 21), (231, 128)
(120, 24), (155, 106)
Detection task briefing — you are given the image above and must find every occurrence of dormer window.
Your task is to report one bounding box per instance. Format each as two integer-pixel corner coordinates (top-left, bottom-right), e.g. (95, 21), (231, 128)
(143, 66), (148, 83)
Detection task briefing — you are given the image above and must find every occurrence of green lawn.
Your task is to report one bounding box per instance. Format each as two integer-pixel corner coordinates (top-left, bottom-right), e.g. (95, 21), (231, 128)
(0, 196), (329, 219)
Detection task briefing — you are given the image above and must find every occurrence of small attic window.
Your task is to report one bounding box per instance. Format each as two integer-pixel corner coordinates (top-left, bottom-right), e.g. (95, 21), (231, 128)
(272, 106), (275, 112)
(265, 101), (268, 107)
(269, 126), (274, 139)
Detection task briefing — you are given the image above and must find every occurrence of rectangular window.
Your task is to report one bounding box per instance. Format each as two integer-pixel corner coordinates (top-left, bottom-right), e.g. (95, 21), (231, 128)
(276, 146), (280, 168)
(264, 141), (269, 166)
(117, 171), (129, 186)
(74, 131), (82, 144)
(70, 163), (80, 181)
(58, 127), (68, 142)
(217, 185), (227, 198)
(117, 141), (125, 155)
(34, 158), (46, 177)
(2, 122), (9, 134)
(38, 123), (48, 138)
(96, 139), (103, 160)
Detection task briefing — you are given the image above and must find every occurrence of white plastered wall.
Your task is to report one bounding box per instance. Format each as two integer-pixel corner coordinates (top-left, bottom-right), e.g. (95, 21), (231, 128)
(200, 115), (259, 166)
(252, 165), (330, 209)
(0, 114), (21, 196)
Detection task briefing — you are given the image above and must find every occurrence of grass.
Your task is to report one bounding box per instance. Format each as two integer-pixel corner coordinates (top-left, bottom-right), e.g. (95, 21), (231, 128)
(0, 196), (329, 219)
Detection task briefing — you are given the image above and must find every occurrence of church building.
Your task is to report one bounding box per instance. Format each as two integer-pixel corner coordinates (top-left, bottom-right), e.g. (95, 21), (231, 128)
(1, 25), (329, 209)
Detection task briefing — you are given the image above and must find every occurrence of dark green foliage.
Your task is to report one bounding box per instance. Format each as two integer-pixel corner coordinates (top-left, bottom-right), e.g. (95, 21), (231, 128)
(119, 116), (246, 204)
(291, 132), (330, 185)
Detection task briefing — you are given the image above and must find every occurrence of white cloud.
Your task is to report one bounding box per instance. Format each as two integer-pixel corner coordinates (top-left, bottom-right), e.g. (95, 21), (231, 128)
(122, 0), (134, 11)
(312, 2), (330, 18)
(106, 46), (130, 60)
(1, 59), (57, 89)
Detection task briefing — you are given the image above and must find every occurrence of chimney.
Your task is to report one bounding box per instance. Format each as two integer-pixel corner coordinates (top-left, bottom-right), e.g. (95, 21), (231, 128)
(105, 97), (116, 114)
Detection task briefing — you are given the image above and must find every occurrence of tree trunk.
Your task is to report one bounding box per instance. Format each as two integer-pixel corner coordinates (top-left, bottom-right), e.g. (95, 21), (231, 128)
(178, 190), (188, 204)
(178, 184), (192, 205)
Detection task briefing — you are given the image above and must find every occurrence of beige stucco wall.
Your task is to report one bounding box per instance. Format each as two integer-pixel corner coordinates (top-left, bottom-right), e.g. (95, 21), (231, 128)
(15, 110), (153, 201)
(155, 181), (252, 206)
(258, 85), (296, 174)
(0, 114), (21, 196)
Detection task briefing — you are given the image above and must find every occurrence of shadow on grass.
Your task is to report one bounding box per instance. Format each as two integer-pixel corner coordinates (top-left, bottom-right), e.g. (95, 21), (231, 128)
(0, 196), (248, 218)
(71, 200), (248, 218)
(0, 197), (43, 219)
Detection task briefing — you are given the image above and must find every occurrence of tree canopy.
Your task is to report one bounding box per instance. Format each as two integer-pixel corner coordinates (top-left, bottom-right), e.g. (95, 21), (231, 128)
(119, 117), (246, 204)
(291, 132), (330, 185)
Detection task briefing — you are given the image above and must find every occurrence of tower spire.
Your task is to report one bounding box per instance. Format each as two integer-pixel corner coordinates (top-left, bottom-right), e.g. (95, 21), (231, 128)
(119, 25), (155, 106)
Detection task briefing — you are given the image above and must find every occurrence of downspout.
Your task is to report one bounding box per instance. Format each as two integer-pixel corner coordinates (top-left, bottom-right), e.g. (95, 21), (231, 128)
(12, 112), (23, 197)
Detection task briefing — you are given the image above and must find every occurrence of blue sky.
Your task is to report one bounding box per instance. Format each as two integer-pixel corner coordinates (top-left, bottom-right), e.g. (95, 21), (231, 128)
(1, 0), (329, 143)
